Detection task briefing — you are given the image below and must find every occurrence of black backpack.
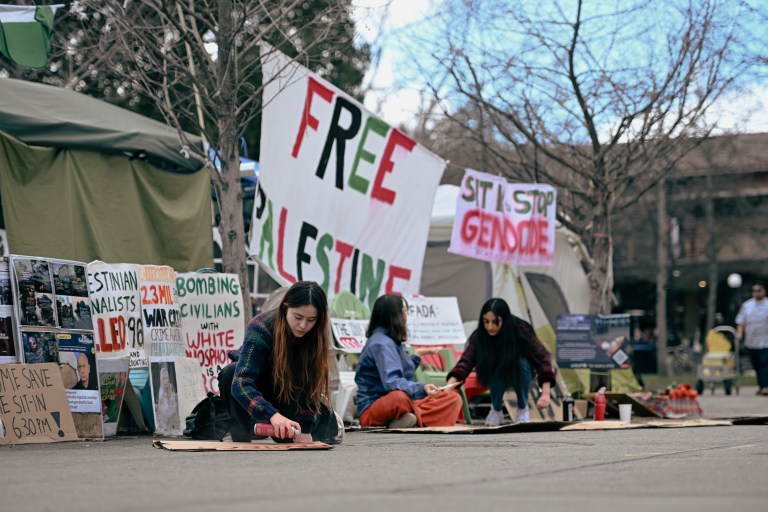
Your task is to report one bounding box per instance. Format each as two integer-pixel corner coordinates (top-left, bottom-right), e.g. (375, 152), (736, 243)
(183, 392), (230, 440)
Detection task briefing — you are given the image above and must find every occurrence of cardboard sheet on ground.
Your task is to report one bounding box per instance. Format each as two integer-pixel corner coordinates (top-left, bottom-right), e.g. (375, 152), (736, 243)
(560, 419), (732, 431)
(152, 439), (333, 451)
(363, 423), (568, 434)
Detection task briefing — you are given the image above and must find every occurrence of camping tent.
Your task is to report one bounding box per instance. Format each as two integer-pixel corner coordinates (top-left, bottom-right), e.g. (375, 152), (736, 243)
(0, 78), (212, 270)
(421, 185), (641, 394)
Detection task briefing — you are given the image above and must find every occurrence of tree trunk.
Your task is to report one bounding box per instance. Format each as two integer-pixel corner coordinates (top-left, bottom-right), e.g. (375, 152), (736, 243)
(656, 180), (671, 376)
(588, 207), (613, 314)
(705, 169), (718, 332)
(216, 0), (252, 325)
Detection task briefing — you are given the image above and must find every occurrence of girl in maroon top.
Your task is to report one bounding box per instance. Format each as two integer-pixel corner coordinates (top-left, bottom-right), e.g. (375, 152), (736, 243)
(446, 298), (556, 425)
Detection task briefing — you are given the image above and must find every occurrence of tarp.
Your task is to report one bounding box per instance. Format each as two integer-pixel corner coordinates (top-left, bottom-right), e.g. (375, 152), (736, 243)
(0, 131), (212, 271)
(0, 78), (204, 172)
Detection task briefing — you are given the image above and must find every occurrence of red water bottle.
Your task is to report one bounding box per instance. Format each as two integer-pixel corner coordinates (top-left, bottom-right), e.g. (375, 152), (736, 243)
(593, 387), (606, 421)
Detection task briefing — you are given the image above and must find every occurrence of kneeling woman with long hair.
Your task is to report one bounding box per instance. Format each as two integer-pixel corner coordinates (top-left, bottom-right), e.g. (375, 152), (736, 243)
(219, 281), (330, 441)
(447, 298), (556, 425)
(355, 294), (463, 428)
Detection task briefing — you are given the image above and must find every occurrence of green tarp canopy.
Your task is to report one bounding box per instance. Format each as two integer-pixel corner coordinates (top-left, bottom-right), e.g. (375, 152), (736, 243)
(0, 78), (213, 271)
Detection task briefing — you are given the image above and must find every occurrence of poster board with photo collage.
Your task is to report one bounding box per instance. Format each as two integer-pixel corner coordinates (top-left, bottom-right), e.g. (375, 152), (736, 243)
(8, 255), (103, 440)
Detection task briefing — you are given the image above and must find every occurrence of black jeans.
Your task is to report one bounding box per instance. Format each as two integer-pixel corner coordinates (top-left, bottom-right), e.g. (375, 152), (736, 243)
(217, 362), (254, 442)
(748, 348), (768, 389)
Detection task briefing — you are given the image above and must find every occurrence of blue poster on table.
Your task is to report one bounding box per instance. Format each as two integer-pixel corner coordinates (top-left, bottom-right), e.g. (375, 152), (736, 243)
(556, 314), (631, 369)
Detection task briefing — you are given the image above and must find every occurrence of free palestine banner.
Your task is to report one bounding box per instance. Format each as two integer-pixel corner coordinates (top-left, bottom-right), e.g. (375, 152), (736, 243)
(449, 169), (557, 266)
(251, 45), (445, 310)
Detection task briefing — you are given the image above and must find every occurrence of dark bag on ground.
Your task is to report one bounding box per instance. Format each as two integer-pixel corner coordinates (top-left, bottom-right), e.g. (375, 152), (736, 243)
(183, 392), (230, 441)
(311, 401), (344, 444)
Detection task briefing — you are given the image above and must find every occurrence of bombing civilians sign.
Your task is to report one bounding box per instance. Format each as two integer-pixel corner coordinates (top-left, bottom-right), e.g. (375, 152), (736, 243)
(449, 169), (557, 266)
(250, 45), (445, 306)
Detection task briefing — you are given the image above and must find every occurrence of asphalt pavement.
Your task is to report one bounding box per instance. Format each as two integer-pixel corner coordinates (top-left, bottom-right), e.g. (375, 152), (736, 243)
(2, 387), (767, 512)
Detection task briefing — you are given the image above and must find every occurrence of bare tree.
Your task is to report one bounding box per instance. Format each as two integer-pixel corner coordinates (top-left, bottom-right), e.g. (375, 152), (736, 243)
(409, 0), (758, 317)
(87, 0), (366, 321)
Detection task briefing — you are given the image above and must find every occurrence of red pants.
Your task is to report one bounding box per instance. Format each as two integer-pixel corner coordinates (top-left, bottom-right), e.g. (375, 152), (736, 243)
(359, 390), (463, 427)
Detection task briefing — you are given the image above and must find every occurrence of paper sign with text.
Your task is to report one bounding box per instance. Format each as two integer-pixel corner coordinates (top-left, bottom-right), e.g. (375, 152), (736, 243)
(330, 296), (466, 352)
(330, 318), (369, 353)
(406, 296), (467, 346)
(250, 45), (445, 310)
(0, 363), (77, 445)
(177, 272), (244, 394)
(87, 262), (145, 368)
(139, 266), (183, 360)
(449, 169), (557, 266)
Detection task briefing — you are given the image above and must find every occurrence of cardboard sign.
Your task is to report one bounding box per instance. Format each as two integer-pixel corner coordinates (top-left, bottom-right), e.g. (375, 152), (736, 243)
(0, 363), (77, 444)
(449, 169), (557, 266)
(177, 272), (244, 394)
(87, 262), (145, 368)
(250, 45), (445, 307)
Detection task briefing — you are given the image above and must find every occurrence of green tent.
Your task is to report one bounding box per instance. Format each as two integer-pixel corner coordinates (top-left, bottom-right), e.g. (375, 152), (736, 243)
(0, 78), (213, 271)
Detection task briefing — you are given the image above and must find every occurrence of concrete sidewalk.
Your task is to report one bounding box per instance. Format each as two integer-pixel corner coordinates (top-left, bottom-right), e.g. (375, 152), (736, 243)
(1, 386), (766, 512)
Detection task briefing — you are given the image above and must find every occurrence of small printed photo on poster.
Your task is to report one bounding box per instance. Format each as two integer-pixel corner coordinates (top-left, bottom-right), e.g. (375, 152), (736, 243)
(70, 264), (89, 297)
(53, 262), (77, 296)
(56, 295), (77, 329)
(14, 258), (53, 294)
(71, 297), (93, 330)
(57, 333), (98, 390)
(0, 316), (14, 357)
(35, 292), (57, 327)
(0, 261), (11, 305)
(22, 331), (58, 363)
(152, 361), (180, 432)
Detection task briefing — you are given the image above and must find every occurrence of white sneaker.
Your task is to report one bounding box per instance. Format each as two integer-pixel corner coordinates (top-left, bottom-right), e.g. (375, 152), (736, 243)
(485, 408), (503, 426)
(515, 408), (530, 424)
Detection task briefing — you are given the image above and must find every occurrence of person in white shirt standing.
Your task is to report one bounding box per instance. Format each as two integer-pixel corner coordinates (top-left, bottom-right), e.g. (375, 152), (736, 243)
(736, 281), (768, 396)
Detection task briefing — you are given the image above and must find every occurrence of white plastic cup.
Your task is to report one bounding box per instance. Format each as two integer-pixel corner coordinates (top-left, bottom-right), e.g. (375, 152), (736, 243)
(619, 404), (632, 423)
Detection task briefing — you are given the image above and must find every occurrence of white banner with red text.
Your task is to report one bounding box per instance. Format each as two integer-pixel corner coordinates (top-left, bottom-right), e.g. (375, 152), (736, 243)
(449, 169), (556, 266)
(250, 45), (445, 310)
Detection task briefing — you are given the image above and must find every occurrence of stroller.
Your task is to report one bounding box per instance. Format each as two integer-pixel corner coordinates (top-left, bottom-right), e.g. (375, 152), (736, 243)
(695, 325), (740, 396)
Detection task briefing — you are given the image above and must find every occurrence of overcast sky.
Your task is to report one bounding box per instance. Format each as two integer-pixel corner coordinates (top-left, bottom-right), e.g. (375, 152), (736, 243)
(351, 0), (768, 135)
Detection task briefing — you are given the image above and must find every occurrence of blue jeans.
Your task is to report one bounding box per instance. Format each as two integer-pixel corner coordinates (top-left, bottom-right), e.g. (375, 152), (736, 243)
(748, 348), (768, 389)
(489, 357), (533, 411)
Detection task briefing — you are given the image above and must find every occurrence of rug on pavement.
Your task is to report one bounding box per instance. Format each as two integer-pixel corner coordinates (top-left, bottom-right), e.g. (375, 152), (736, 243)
(152, 439), (333, 451)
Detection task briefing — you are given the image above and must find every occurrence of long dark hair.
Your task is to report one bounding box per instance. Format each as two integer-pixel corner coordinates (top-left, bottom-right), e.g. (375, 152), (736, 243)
(366, 294), (409, 344)
(473, 298), (525, 388)
(272, 281), (329, 405)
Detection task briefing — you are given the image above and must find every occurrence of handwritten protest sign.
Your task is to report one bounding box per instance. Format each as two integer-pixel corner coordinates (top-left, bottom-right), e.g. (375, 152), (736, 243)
(87, 262), (145, 368)
(250, 45), (445, 310)
(0, 363), (77, 445)
(406, 296), (466, 346)
(138, 265), (183, 360)
(177, 272), (244, 394)
(330, 296), (466, 353)
(330, 318), (368, 352)
(449, 169), (557, 266)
